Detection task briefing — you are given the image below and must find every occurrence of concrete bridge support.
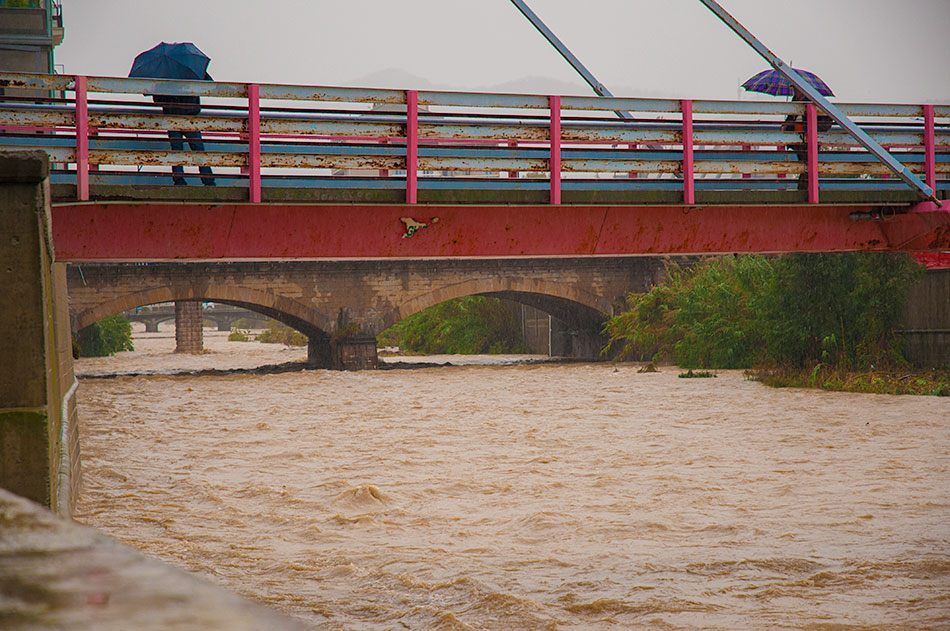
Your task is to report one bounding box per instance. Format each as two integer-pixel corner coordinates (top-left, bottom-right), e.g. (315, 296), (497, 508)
(174, 300), (204, 353)
(0, 152), (80, 516)
(331, 335), (379, 370)
(307, 336), (332, 368)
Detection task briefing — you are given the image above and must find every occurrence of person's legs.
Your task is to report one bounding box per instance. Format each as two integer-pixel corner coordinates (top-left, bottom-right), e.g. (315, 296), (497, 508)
(168, 130), (187, 185)
(183, 131), (215, 186)
(792, 143), (808, 191)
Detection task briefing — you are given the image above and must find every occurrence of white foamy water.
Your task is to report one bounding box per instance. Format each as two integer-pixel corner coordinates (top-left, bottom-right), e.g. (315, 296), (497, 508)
(74, 328), (950, 629)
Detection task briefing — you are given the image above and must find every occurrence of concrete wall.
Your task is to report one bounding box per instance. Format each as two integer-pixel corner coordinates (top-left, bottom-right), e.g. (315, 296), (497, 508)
(521, 304), (551, 355)
(0, 6), (54, 79)
(900, 269), (950, 368)
(0, 489), (310, 630)
(0, 150), (80, 517)
(520, 304), (603, 358)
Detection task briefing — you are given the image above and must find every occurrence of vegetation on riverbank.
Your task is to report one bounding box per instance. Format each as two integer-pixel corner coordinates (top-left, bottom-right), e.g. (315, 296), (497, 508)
(679, 369), (716, 378)
(605, 252), (938, 394)
(377, 296), (526, 355)
(256, 320), (307, 346)
(751, 365), (950, 396)
(228, 320), (307, 346)
(75, 314), (134, 357)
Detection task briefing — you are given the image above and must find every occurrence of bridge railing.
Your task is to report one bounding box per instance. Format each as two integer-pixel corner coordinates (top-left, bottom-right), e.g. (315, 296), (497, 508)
(0, 71), (947, 204)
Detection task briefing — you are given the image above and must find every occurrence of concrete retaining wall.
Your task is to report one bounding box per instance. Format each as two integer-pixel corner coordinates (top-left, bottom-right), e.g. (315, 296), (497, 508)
(0, 151), (80, 517)
(0, 489), (309, 630)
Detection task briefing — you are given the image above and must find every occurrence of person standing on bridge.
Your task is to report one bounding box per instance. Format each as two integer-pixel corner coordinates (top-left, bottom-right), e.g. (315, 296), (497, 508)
(152, 72), (216, 187)
(783, 88), (832, 191)
(129, 42), (216, 187)
(742, 68), (834, 192)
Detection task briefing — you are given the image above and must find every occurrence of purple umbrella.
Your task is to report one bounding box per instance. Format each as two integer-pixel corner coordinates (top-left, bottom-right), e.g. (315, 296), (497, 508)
(742, 68), (834, 97)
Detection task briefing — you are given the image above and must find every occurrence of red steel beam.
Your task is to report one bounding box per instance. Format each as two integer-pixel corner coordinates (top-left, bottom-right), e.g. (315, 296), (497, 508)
(549, 95), (561, 205)
(681, 99), (694, 205)
(74, 76), (89, 202)
(923, 104), (936, 192)
(247, 84), (261, 203)
(50, 202), (950, 262)
(406, 90), (418, 204)
(806, 103), (819, 204)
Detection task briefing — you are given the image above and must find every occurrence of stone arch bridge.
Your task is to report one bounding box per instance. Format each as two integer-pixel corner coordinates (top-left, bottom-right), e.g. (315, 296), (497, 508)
(66, 258), (667, 366)
(124, 304), (266, 333)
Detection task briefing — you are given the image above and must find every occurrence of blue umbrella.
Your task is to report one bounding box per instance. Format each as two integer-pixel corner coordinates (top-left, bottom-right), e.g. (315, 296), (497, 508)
(742, 68), (834, 97)
(129, 42), (210, 80)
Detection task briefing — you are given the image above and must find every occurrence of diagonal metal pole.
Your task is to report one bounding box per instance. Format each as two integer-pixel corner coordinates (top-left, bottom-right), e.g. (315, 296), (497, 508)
(698, 0), (939, 204)
(510, 0), (632, 120)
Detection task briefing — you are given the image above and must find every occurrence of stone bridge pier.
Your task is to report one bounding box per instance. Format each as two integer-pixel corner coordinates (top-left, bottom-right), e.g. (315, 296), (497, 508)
(66, 258), (668, 369)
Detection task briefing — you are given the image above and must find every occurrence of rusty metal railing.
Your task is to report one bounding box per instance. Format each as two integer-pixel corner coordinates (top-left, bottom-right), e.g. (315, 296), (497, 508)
(0, 72), (947, 207)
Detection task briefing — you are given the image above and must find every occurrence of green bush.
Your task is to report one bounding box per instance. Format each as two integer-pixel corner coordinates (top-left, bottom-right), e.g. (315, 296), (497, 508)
(75, 314), (134, 357)
(230, 318), (253, 330)
(256, 320), (307, 346)
(604, 256), (771, 368)
(759, 253), (922, 369)
(605, 253), (922, 371)
(377, 296), (526, 355)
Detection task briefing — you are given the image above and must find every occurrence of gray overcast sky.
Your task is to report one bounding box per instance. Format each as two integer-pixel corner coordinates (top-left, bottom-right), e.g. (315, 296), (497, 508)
(56, 0), (950, 103)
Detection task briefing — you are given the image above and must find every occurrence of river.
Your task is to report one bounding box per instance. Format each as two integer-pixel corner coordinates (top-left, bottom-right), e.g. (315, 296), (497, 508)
(74, 328), (950, 630)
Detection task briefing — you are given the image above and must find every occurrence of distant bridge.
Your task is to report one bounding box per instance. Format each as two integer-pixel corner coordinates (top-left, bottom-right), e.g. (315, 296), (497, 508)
(123, 303), (265, 332)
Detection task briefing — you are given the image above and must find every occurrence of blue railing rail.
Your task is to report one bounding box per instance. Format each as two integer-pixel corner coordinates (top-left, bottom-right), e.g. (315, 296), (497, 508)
(0, 71), (947, 204)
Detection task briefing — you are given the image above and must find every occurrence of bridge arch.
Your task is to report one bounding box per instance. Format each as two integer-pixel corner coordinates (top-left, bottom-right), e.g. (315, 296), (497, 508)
(385, 277), (611, 334)
(72, 284), (333, 338)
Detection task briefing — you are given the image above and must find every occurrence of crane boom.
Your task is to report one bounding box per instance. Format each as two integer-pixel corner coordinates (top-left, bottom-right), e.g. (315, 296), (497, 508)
(509, 0), (631, 119)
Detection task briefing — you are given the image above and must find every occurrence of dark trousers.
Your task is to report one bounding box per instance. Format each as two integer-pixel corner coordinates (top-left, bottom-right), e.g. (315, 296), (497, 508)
(790, 143), (809, 190)
(168, 130), (215, 185)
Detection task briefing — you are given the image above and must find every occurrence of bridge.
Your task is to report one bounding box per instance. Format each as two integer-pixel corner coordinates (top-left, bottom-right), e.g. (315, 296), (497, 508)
(67, 258), (666, 363)
(1, 71), (948, 260)
(123, 303), (266, 333)
(2, 71), (949, 365)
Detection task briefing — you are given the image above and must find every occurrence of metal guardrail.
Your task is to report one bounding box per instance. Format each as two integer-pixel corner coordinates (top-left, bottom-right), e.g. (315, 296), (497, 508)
(0, 72), (947, 205)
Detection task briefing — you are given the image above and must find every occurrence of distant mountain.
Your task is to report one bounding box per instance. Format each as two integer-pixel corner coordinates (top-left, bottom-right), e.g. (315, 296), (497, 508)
(478, 75), (588, 96)
(346, 69), (677, 99)
(481, 78), (680, 98)
(347, 68), (440, 90)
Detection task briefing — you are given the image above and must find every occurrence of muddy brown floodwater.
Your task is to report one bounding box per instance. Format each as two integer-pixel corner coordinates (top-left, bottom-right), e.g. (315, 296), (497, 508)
(74, 329), (950, 630)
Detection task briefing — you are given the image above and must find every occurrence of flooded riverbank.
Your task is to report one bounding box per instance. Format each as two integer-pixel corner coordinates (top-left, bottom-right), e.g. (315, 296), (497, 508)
(73, 328), (950, 629)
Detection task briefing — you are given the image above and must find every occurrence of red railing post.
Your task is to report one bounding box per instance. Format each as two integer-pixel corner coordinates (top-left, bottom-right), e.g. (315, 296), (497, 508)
(806, 103), (819, 203)
(924, 104), (936, 192)
(74, 75), (89, 201)
(248, 84), (261, 203)
(681, 99), (694, 205)
(406, 90), (418, 204)
(549, 95), (561, 205)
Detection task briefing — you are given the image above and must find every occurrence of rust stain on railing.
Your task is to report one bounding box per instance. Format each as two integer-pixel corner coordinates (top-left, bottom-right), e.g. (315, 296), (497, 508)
(0, 71), (946, 205)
